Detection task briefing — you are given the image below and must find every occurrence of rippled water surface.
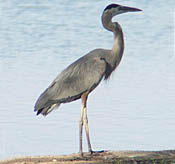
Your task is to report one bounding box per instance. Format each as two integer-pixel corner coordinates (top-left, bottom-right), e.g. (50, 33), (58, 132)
(0, 0), (174, 160)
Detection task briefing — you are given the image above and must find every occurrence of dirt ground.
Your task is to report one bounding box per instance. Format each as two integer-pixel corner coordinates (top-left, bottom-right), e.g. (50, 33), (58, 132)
(1, 150), (175, 164)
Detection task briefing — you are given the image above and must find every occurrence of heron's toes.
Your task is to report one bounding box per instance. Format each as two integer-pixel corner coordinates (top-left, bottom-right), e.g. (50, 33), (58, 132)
(79, 152), (84, 157)
(88, 150), (105, 155)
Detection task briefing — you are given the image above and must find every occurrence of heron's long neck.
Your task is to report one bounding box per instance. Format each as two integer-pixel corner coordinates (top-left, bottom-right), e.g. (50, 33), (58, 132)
(102, 13), (124, 70)
(102, 12), (113, 32)
(111, 25), (124, 68)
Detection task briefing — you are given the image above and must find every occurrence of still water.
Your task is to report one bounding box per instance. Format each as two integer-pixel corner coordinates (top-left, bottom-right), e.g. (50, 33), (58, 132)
(0, 0), (174, 160)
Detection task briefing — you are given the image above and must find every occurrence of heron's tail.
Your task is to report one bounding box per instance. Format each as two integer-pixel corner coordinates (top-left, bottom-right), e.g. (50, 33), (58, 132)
(34, 103), (60, 116)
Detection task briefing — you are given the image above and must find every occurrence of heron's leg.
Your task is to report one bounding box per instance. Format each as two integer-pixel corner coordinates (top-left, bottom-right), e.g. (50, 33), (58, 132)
(80, 92), (93, 155)
(79, 103), (84, 155)
(83, 106), (93, 153)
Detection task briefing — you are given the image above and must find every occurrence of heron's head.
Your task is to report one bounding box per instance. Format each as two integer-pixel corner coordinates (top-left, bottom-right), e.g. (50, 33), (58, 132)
(103, 4), (142, 17)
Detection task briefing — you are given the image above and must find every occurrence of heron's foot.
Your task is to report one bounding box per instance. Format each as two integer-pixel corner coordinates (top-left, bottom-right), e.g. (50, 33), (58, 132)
(79, 151), (84, 157)
(88, 149), (93, 154)
(88, 150), (105, 155)
(79, 150), (93, 157)
(79, 150), (105, 157)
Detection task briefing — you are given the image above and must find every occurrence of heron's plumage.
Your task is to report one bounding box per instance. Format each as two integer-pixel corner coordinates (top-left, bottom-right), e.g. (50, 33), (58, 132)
(34, 49), (107, 115)
(34, 3), (141, 154)
(34, 14), (124, 116)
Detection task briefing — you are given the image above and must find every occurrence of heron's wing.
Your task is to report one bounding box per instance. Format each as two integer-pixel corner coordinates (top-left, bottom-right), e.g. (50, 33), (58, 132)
(34, 50), (107, 111)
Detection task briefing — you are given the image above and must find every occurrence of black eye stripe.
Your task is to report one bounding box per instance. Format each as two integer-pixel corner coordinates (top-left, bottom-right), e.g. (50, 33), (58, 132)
(104, 4), (120, 11)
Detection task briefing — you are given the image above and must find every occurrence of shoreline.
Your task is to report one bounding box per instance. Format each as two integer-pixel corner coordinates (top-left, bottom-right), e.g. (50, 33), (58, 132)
(1, 150), (175, 164)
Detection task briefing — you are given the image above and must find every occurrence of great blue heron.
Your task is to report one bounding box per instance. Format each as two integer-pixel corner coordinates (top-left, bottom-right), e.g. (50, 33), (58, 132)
(34, 4), (141, 155)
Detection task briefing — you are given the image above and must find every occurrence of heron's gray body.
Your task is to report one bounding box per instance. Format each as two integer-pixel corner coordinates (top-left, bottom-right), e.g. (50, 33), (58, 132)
(35, 46), (123, 115)
(34, 3), (141, 155)
(35, 49), (108, 111)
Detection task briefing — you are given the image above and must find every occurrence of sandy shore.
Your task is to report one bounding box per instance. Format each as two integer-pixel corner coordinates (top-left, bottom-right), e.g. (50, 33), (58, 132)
(1, 150), (175, 164)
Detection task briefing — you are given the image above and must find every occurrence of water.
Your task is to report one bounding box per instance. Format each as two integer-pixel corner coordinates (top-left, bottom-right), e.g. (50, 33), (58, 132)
(0, 0), (174, 160)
